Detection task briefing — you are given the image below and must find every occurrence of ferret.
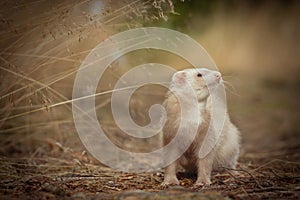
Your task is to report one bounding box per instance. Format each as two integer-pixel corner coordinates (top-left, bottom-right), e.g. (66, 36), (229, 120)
(162, 68), (240, 187)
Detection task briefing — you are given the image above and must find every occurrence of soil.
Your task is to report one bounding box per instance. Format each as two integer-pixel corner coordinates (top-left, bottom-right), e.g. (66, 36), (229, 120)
(0, 75), (300, 200)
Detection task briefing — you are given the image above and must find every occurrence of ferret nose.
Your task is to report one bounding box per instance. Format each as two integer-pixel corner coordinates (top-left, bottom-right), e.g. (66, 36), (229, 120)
(215, 72), (222, 79)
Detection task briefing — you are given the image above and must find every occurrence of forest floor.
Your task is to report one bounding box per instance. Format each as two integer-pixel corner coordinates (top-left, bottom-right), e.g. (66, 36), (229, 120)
(0, 74), (299, 200)
(0, 1), (300, 199)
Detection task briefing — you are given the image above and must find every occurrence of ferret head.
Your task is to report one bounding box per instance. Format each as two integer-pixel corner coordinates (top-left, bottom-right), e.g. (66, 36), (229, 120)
(171, 68), (222, 101)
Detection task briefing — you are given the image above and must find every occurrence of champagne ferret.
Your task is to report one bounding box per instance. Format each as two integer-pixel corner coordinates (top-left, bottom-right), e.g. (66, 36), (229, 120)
(162, 68), (240, 187)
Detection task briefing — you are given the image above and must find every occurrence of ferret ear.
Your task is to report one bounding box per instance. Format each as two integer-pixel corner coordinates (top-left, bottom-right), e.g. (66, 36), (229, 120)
(172, 71), (186, 86)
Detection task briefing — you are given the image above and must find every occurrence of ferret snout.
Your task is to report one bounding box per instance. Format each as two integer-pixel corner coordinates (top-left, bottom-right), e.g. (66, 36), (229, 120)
(215, 72), (221, 78)
(214, 72), (222, 82)
(204, 71), (222, 86)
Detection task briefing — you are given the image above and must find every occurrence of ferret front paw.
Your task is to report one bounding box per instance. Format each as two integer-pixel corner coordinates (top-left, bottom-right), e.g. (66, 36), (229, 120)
(161, 177), (179, 187)
(194, 178), (211, 187)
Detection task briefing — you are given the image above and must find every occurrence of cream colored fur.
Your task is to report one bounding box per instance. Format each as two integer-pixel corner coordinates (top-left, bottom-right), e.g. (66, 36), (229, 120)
(162, 68), (240, 186)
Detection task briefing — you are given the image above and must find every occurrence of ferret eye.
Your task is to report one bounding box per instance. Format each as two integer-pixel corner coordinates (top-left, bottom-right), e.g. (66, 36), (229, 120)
(197, 73), (202, 77)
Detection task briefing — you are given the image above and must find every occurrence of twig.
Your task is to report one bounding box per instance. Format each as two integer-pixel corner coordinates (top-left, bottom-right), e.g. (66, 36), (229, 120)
(223, 167), (264, 189)
(241, 185), (249, 197)
(252, 159), (300, 172)
(245, 186), (287, 193)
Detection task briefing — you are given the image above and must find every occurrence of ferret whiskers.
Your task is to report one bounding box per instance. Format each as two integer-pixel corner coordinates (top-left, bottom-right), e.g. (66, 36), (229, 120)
(222, 80), (241, 97)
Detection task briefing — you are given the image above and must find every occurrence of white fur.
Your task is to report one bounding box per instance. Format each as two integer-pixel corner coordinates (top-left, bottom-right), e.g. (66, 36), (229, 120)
(162, 68), (240, 187)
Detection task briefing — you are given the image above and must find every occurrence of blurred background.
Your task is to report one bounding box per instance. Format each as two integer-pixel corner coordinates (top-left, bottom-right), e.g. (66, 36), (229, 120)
(0, 0), (299, 197)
